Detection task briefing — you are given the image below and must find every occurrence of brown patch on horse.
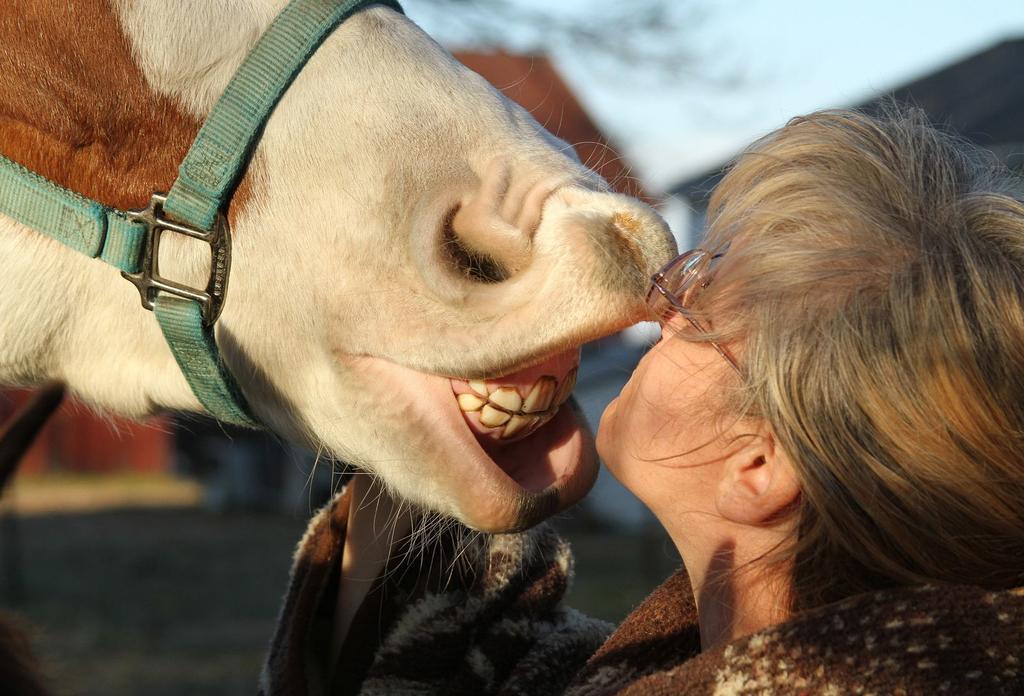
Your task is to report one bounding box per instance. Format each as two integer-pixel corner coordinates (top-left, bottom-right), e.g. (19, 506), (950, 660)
(590, 214), (648, 295)
(0, 0), (252, 221)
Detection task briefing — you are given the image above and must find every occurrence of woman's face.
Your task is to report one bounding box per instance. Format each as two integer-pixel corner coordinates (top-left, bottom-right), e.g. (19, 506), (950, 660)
(597, 320), (739, 533)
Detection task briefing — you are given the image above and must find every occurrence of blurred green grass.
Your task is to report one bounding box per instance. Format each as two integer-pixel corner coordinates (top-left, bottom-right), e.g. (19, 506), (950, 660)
(0, 479), (678, 696)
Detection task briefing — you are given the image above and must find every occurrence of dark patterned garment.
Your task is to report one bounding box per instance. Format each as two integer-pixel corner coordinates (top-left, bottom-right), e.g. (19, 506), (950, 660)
(260, 488), (1024, 695)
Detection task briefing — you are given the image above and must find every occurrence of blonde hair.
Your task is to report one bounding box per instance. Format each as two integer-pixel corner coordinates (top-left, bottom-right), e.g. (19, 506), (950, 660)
(695, 106), (1024, 610)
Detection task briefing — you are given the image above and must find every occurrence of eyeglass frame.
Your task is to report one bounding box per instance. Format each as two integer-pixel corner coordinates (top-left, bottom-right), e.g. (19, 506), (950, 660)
(646, 248), (742, 374)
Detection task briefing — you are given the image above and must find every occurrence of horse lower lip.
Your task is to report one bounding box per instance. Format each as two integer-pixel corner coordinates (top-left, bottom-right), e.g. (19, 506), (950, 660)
(479, 402), (596, 532)
(332, 353), (592, 532)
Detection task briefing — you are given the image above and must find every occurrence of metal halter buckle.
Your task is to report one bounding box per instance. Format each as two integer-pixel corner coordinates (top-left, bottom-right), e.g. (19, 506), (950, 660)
(122, 193), (231, 327)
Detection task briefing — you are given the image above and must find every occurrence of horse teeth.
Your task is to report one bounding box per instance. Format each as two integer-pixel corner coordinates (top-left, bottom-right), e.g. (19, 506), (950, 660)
(457, 393), (486, 413)
(480, 404), (512, 427)
(522, 376), (556, 413)
(502, 414), (537, 439)
(488, 387), (522, 412)
(555, 367), (578, 406)
(461, 370), (575, 430)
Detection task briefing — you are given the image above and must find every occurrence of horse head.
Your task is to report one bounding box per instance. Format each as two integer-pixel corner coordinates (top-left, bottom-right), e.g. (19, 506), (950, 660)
(0, 1), (675, 531)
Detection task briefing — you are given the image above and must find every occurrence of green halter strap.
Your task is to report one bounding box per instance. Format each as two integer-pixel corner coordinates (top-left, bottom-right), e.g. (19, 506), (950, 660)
(0, 0), (403, 427)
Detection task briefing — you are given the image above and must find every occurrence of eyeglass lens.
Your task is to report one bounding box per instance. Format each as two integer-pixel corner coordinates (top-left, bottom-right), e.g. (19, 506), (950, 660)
(648, 251), (708, 321)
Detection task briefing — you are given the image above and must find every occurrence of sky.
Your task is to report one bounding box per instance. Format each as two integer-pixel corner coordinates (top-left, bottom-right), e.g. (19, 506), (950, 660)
(406, 0), (1024, 194)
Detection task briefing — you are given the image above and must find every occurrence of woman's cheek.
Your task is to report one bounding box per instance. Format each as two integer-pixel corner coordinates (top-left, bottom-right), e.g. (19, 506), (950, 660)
(597, 344), (677, 477)
(596, 395), (618, 463)
(597, 366), (643, 474)
(598, 387), (650, 483)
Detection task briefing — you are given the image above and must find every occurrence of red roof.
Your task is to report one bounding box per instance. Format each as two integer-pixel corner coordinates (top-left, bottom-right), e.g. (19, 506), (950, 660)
(455, 52), (651, 203)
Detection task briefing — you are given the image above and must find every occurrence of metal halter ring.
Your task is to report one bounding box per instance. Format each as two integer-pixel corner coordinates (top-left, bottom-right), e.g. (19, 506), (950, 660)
(122, 193), (231, 327)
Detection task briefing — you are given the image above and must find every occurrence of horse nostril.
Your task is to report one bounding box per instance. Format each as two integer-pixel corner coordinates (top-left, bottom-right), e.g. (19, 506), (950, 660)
(441, 205), (509, 284)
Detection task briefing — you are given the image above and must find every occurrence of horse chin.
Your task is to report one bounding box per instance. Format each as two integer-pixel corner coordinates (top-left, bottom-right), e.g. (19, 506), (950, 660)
(335, 350), (597, 533)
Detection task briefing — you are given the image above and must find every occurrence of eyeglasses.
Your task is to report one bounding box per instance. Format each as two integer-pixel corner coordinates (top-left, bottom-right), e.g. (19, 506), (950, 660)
(647, 249), (741, 374)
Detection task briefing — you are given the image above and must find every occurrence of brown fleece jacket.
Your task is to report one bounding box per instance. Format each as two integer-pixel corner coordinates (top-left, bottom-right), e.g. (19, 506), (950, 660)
(260, 488), (1024, 695)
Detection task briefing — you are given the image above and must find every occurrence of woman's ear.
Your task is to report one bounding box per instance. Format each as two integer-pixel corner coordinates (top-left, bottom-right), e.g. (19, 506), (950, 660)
(715, 425), (799, 526)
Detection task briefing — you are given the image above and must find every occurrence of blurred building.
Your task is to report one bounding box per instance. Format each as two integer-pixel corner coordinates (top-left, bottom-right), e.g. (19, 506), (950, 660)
(0, 390), (169, 476)
(670, 37), (1024, 238)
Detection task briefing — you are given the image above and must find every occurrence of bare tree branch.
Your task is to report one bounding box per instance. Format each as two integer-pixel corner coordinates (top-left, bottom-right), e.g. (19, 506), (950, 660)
(404, 0), (737, 84)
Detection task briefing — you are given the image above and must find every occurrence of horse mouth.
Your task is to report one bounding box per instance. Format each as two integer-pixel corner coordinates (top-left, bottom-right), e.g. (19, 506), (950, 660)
(450, 348), (583, 488)
(441, 347), (596, 531)
(336, 347), (597, 533)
